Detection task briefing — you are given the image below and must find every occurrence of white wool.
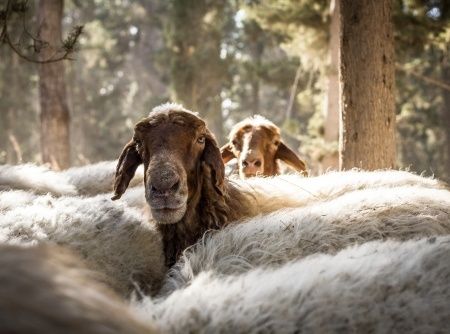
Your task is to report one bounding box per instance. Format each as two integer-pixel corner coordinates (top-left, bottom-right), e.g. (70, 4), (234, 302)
(0, 161), (144, 196)
(0, 192), (164, 297)
(138, 237), (450, 333)
(165, 185), (450, 290)
(0, 189), (38, 211)
(234, 169), (446, 215)
(0, 244), (155, 334)
(228, 114), (279, 140)
(3, 166), (442, 214)
(62, 161), (144, 195)
(0, 164), (77, 196)
(237, 114), (276, 128)
(150, 102), (198, 116)
(0, 167), (447, 298)
(120, 169), (445, 213)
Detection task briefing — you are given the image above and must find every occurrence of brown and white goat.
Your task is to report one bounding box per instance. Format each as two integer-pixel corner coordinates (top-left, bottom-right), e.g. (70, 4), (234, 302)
(0, 244), (155, 334)
(221, 115), (307, 178)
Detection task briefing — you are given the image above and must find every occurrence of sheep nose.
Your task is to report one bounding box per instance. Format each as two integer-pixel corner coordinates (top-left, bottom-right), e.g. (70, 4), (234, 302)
(242, 158), (262, 168)
(150, 175), (180, 197)
(241, 157), (263, 176)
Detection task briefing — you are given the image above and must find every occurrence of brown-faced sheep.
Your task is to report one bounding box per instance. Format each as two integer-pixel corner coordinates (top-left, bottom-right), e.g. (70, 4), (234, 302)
(0, 244), (155, 334)
(221, 115), (307, 178)
(112, 103), (256, 267)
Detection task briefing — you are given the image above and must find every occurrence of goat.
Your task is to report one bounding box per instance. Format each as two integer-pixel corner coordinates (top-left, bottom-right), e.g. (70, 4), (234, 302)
(0, 191), (165, 298)
(138, 236), (450, 333)
(0, 244), (156, 334)
(162, 185), (450, 291)
(221, 115), (307, 178)
(0, 161), (144, 196)
(112, 103), (447, 267)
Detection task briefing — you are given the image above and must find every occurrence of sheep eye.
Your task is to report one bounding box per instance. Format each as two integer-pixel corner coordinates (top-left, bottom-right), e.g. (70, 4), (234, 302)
(273, 140), (280, 146)
(232, 140), (238, 147)
(197, 136), (205, 144)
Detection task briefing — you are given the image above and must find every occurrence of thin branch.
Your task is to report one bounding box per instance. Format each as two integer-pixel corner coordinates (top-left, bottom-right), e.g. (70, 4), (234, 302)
(0, 0), (83, 64)
(396, 63), (450, 92)
(285, 63), (302, 121)
(8, 132), (22, 163)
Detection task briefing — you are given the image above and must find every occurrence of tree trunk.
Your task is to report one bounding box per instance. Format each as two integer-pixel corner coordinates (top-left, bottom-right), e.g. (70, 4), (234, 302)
(169, 1), (226, 143)
(322, 0), (340, 170)
(339, 0), (396, 170)
(442, 57), (450, 183)
(38, 0), (70, 170)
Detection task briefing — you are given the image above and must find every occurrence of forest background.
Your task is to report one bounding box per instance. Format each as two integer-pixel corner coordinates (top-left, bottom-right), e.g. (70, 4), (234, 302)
(0, 0), (449, 183)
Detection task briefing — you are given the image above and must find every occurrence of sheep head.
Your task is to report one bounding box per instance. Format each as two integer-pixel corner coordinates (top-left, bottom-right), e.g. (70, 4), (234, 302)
(221, 115), (307, 178)
(112, 104), (224, 225)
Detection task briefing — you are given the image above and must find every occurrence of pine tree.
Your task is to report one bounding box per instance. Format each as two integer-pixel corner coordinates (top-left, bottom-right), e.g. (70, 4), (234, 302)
(38, 0), (70, 169)
(339, 0), (396, 170)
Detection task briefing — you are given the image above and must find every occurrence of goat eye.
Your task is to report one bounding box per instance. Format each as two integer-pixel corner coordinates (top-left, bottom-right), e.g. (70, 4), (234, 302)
(197, 136), (205, 144)
(273, 140), (280, 146)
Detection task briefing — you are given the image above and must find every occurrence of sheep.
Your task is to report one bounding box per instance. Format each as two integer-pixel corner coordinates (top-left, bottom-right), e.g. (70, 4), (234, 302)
(221, 115), (308, 178)
(0, 191), (165, 298)
(0, 166), (444, 214)
(1, 169), (447, 295)
(0, 163), (77, 196)
(138, 236), (450, 333)
(0, 244), (156, 334)
(111, 102), (448, 267)
(161, 184), (450, 291)
(0, 161), (144, 196)
(63, 160), (144, 195)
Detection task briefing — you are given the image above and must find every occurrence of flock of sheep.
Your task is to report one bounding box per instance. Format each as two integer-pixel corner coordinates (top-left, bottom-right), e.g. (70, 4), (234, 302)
(0, 102), (449, 333)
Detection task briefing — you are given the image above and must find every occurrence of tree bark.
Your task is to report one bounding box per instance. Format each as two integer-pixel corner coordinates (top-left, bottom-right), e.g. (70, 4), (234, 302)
(339, 0), (396, 170)
(442, 56), (450, 183)
(38, 0), (70, 170)
(322, 0), (340, 170)
(170, 0), (226, 143)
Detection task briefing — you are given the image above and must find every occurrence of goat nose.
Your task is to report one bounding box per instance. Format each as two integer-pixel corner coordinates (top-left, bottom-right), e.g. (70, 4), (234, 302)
(150, 176), (180, 196)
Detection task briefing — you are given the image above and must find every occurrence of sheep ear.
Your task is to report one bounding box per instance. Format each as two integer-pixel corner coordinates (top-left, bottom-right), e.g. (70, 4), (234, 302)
(275, 142), (308, 176)
(220, 143), (236, 164)
(112, 140), (142, 200)
(203, 134), (225, 195)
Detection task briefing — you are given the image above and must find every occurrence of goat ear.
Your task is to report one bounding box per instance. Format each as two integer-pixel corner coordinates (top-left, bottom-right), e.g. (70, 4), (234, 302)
(203, 134), (225, 195)
(112, 140), (142, 200)
(220, 143), (236, 164)
(275, 141), (308, 176)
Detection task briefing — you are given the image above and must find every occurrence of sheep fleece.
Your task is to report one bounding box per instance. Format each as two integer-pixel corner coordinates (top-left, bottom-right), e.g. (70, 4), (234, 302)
(140, 237), (450, 334)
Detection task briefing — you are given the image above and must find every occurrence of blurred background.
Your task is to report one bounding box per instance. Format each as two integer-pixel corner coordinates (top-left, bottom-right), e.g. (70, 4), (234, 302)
(0, 0), (449, 182)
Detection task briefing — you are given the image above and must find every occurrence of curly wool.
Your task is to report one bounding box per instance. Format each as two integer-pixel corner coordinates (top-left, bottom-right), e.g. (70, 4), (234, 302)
(0, 192), (165, 297)
(0, 161), (144, 196)
(0, 244), (155, 334)
(164, 185), (450, 291)
(138, 236), (450, 333)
